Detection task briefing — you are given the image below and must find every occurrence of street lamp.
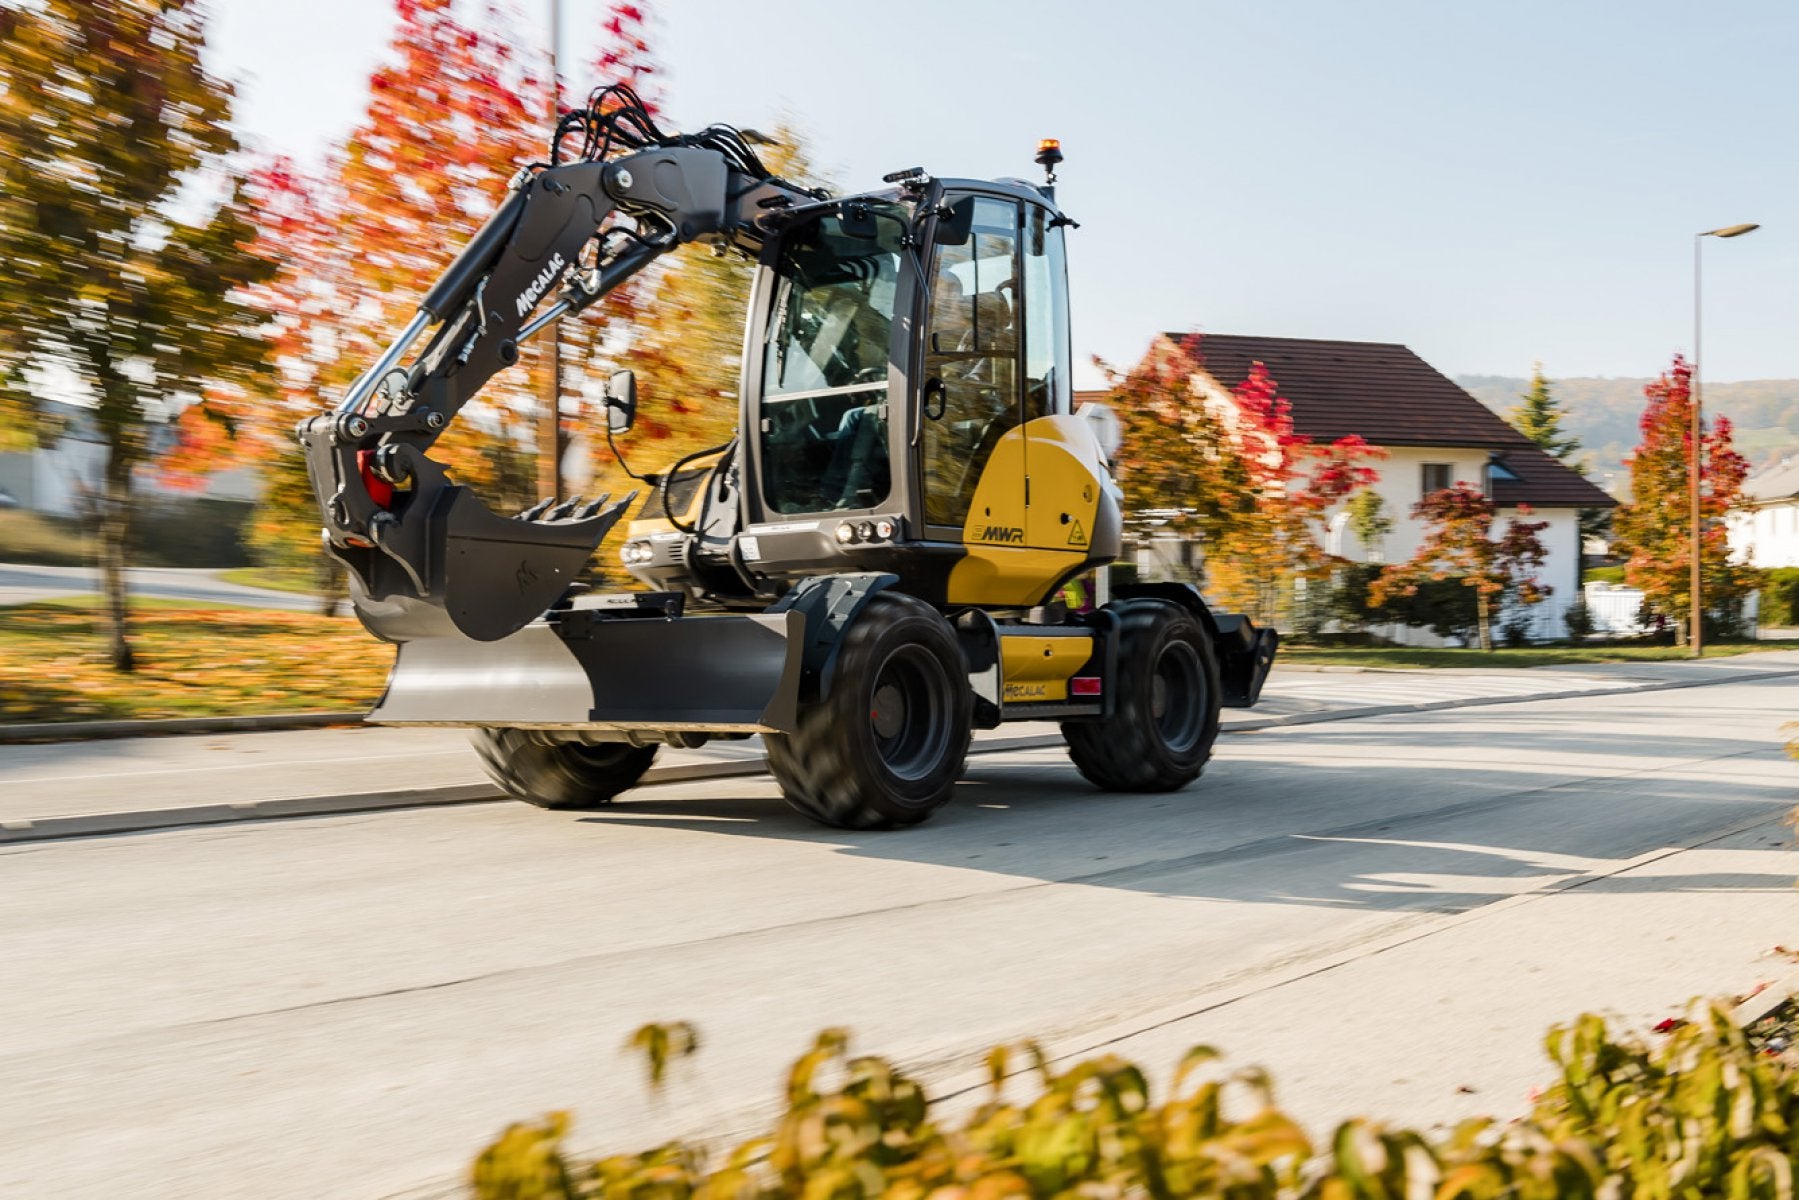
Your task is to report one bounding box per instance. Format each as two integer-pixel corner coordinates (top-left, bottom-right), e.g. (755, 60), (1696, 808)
(1690, 222), (1759, 657)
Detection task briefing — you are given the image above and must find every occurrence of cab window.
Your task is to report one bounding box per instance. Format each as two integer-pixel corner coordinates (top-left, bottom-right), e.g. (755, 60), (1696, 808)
(757, 208), (903, 513)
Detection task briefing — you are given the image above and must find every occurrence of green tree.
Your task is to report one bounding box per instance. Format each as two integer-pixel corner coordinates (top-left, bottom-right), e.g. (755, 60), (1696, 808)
(1345, 488), (1393, 559)
(1510, 361), (1611, 555)
(0, 0), (274, 670)
(1510, 362), (1581, 461)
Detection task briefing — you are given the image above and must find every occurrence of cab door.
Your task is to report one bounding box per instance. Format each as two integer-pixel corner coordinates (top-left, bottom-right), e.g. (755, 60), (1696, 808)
(919, 194), (1025, 544)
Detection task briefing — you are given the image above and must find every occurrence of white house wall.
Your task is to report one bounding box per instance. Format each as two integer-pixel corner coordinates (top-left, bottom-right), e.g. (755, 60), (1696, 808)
(1327, 446), (1494, 564)
(1729, 502), (1799, 569)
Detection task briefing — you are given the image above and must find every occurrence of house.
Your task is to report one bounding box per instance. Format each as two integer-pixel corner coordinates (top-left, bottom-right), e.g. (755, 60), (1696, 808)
(1728, 456), (1799, 569)
(1094, 334), (1616, 642)
(0, 399), (258, 516)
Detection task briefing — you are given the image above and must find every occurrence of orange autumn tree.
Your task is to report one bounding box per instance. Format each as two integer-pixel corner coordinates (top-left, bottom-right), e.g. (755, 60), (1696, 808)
(1105, 335), (1245, 582)
(1371, 483), (1551, 650)
(239, 0), (661, 596)
(1199, 354), (1383, 626)
(1611, 354), (1756, 641)
(1106, 337), (1381, 628)
(601, 125), (823, 509)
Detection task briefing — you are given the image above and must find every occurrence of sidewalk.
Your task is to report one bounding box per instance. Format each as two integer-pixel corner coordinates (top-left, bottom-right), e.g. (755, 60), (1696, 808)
(0, 564), (318, 612)
(5, 650), (1796, 838)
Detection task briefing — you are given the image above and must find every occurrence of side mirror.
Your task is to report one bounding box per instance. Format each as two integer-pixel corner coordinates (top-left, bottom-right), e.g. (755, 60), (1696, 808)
(933, 197), (974, 246)
(1076, 400), (1122, 461)
(605, 370), (637, 434)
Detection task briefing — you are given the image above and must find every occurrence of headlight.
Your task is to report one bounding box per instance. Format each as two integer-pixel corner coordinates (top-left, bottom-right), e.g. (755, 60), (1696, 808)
(856, 521), (875, 541)
(835, 523), (858, 544)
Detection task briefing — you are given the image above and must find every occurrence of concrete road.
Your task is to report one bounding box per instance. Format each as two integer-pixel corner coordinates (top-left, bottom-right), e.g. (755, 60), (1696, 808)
(0, 563), (322, 611)
(4, 676), (1796, 1198)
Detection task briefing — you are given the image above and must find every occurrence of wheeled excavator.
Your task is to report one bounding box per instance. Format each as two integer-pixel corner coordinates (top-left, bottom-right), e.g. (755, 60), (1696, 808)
(300, 87), (1278, 829)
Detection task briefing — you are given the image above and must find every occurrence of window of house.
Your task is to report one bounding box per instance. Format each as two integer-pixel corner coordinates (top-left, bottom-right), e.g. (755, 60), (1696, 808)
(1421, 462), (1453, 497)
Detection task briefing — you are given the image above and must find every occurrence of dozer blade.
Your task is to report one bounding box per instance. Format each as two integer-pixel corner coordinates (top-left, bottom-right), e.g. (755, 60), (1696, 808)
(346, 485), (637, 645)
(367, 602), (804, 734)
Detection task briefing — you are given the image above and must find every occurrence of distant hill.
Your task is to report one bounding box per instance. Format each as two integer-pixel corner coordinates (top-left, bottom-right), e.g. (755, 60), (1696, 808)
(1456, 375), (1799, 497)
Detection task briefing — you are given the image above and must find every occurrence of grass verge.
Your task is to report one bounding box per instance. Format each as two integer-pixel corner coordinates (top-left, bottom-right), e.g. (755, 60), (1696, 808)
(0, 508), (91, 567)
(1281, 641), (1771, 669)
(215, 566), (323, 596)
(0, 599), (385, 723)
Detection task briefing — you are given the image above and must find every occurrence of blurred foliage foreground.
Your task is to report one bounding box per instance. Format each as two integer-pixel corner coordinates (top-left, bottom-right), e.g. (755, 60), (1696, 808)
(0, 601), (383, 722)
(475, 1005), (1799, 1200)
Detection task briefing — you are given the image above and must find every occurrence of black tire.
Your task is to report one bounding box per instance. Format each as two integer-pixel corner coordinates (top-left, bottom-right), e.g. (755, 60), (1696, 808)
(472, 728), (659, 810)
(766, 592), (972, 830)
(1062, 600), (1221, 792)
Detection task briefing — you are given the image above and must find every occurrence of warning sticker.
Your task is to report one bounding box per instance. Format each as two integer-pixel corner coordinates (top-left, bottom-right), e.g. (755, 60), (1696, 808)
(1067, 519), (1088, 547)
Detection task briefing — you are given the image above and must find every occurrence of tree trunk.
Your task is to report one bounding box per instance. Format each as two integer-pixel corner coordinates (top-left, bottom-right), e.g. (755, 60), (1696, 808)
(315, 554), (347, 618)
(99, 438), (135, 673)
(1476, 592), (1493, 651)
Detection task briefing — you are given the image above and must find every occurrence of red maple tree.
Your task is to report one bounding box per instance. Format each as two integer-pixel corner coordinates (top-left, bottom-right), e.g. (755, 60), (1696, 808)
(1106, 337), (1383, 625)
(1371, 482), (1551, 650)
(1205, 355), (1383, 623)
(1612, 354), (1756, 640)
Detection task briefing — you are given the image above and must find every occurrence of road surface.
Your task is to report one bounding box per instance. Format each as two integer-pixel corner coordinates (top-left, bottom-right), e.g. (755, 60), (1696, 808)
(3, 675), (1796, 1198)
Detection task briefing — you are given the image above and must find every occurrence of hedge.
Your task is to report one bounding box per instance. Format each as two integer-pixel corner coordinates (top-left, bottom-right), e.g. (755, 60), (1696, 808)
(1763, 568), (1799, 627)
(470, 1003), (1798, 1200)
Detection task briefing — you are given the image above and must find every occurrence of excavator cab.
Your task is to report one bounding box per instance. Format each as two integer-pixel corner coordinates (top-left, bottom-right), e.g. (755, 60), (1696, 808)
(299, 94), (1276, 830)
(620, 179), (1117, 614)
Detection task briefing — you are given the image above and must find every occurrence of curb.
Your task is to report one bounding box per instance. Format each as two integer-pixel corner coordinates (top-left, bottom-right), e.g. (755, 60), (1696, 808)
(0, 735), (1065, 845)
(6, 667), (1796, 845)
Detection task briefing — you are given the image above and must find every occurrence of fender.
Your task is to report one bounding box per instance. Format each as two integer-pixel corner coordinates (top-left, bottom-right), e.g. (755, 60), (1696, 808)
(766, 572), (902, 703)
(1112, 582), (1278, 708)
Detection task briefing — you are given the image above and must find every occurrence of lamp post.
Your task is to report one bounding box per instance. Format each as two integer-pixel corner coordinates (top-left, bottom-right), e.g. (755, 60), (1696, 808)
(1690, 222), (1759, 657)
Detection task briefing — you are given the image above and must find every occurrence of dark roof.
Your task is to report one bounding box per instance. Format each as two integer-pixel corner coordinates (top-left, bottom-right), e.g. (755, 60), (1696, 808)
(1166, 333), (1615, 509)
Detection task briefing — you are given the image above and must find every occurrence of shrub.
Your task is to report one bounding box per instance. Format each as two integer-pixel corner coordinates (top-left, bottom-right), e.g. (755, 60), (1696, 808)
(1563, 598), (1596, 642)
(1375, 574), (1481, 643)
(472, 1004), (1796, 1200)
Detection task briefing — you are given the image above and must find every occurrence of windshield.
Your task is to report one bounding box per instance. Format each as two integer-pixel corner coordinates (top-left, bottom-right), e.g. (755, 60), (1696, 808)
(758, 207), (906, 513)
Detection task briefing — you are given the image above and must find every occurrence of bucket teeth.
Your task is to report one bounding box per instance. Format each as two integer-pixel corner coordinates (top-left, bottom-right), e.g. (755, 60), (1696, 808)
(546, 495), (584, 521)
(576, 492), (612, 519)
(516, 497), (555, 521)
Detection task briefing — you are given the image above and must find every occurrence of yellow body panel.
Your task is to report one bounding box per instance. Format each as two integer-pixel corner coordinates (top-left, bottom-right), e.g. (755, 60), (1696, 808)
(624, 449), (726, 538)
(946, 414), (1107, 606)
(998, 633), (1093, 703)
(1020, 414), (1108, 553)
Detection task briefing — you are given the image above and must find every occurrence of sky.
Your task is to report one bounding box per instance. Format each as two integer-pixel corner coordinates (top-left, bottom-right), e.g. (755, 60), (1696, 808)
(206, 0), (1799, 390)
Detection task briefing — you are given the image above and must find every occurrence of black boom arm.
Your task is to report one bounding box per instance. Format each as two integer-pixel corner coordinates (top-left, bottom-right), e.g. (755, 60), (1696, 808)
(297, 94), (816, 644)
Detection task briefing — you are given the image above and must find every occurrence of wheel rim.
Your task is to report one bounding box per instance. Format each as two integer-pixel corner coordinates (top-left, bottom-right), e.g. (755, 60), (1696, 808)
(867, 644), (955, 784)
(1149, 638), (1205, 754)
(568, 743), (636, 769)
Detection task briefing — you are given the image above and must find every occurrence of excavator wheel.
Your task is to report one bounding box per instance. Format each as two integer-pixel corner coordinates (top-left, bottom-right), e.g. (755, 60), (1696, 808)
(766, 592), (972, 830)
(1062, 600), (1220, 792)
(472, 729), (660, 810)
